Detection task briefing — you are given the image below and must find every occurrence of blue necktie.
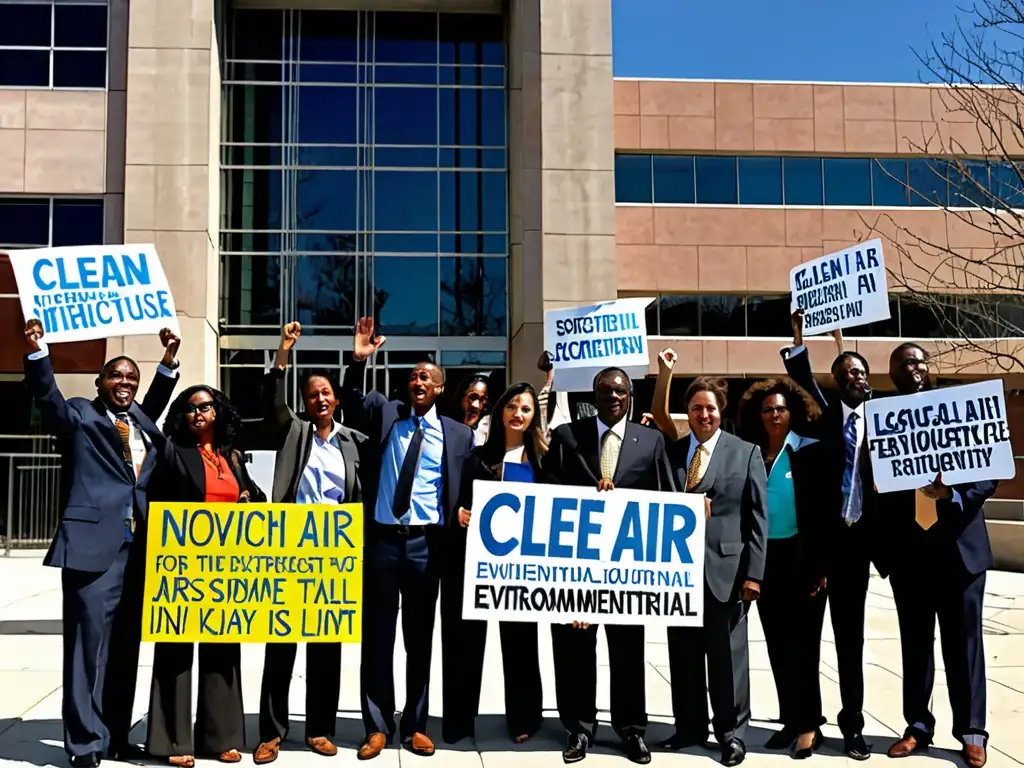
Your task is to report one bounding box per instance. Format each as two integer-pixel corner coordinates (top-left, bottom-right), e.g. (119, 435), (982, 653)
(391, 417), (424, 521)
(842, 412), (862, 525)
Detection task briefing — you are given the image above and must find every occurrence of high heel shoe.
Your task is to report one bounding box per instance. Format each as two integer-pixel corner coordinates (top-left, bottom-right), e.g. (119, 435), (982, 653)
(794, 729), (823, 760)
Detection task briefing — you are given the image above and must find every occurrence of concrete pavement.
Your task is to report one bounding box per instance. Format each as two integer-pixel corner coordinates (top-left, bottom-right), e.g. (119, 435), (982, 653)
(0, 552), (1022, 768)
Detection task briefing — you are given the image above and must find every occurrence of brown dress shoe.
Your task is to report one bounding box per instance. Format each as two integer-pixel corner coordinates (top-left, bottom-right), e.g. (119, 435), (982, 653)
(253, 739), (281, 766)
(403, 733), (435, 757)
(358, 734), (388, 761)
(964, 745), (987, 768)
(306, 737), (338, 757)
(887, 736), (925, 758)
(218, 750), (242, 764)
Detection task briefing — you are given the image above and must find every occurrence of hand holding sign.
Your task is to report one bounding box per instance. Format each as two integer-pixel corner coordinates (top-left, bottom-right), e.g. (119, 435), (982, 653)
(458, 507), (472, 528)
(791, 309), (804, 348)
(24, 319), (43, 353)
(353, 316), (386, 361)
(920, 473), (953, 501)
(742, 580), (760, 602)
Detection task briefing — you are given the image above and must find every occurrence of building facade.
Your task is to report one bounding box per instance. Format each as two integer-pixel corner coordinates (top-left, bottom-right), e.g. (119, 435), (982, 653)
(1, 1), (1023, 549)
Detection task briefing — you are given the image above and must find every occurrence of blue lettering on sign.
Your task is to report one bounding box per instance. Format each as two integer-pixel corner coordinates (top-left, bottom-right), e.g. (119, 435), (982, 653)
(661, 503), (696, 563)
(548, 497), (576, 558)
(32, 252), (152, 293)
(479, 492), (520, 556)
(576, 498), (603, 560)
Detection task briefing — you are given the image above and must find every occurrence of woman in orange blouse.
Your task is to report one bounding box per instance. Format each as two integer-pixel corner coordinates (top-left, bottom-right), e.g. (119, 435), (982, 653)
(146, 386), (265, 767)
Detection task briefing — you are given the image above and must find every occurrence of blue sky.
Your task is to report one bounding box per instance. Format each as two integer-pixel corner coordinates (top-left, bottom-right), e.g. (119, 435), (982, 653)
(611, 0), (972, 83)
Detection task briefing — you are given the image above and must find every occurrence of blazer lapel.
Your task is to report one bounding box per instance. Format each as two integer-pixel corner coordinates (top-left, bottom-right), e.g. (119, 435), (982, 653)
(334, 431), (359, 503)
(180, 446), (207, 498)
(577, 420), (603, 482)
(695, 432), (724, 493)
(440, 417), (459, 517)
(612, 423), (642, 485)
(94, 399), (134, 483)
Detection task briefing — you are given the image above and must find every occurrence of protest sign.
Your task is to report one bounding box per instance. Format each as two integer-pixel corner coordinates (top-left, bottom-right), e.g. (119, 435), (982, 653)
(866, 379), (1015, 493)
(544, 298), (654, 392)
(462, 481), (705, 627)
(790, 239), (889, 335)
(142, 502), (363, 643)
(8, 244), (179, 343)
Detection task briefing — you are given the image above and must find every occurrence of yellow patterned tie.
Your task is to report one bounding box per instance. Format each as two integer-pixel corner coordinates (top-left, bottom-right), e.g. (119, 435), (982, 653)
(686, 444), (707, 491)
(114, 416), (139, 477)
(600, 430), (621, 480)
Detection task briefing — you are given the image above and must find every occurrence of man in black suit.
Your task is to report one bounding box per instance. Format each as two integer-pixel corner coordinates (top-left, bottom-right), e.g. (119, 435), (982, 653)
(880, 343), (996, 768)
(658, 374), (768, 767)
(779, 309), (876, 760)
(23, 319), (180, 767)
(543, 367), (674, 765)
(340, 317), (475, 761)
(254, 322), (369, 763)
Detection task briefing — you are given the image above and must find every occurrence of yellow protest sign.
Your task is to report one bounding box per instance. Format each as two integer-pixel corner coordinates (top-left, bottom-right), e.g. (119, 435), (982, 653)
(142, 502), (363, 643)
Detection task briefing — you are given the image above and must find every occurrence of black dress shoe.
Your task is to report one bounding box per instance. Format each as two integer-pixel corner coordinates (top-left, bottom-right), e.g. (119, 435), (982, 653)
(658, 732), (709, 751)
(563, 733), (590, 764)
(70, 753), (101, 768)
(794, 729), (824, 760)
(625, 735), (652, 765)
(764, 727), (797, 750)
(844, 733), (871, 761)
(721, 738), (746, 767)
(108, 745), (147, 762)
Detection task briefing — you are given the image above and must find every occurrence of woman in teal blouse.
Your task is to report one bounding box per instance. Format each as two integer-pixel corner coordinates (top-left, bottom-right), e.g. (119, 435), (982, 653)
(737, 377), (829, 759)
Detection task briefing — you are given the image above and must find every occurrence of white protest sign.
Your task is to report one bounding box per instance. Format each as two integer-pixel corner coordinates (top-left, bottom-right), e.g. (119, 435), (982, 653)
(866, 379), (1015, 493)
(545, 298), (654, 392)
(791, 238), (889, 336)
(9, 244), (179, 343)
(462, 480), (705, 627)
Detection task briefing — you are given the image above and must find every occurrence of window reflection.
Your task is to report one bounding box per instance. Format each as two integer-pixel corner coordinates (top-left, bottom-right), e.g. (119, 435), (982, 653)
(295, 255), (357, 328)
(695, 157), (737, 204)
(823, 158), (871, 206)
(0, 2), (108, 88)
(616, 155), (652, 203)
(439, 171), (507, 233)
(0, 197), (103, 250)
(0, 199), (51, 248)
(745, 296), (791, 337)
(440, 257), (506, 336)
(653, 156), (695, 204)
(700, 295), (744, 335)
(374, 256), (439, 335)
(738, 158), (782, 205)
(375, 88), (438, 144)
(53, 199), (104, 247)
(222, 254), (281, 328)
(439, 88), (505, 146)
(374, 171), (438, 231)
(783, 158), (822, 205)
(908, 159), (949, 207)
(659, 295), (698, 336)
(296, 170), (358, 231)
(872, 159), (909, 206)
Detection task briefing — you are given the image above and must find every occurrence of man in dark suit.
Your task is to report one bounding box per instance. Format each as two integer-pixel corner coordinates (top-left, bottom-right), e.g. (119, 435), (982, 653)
(880, 343), (997, 768)
(340, 317), (475, 761)
(659, 375), (768, 767)
(253, 322), (369, 764)
(23, 319), (180, 767)
(779, 309), (876, 760)
(543, 367), (674, 765)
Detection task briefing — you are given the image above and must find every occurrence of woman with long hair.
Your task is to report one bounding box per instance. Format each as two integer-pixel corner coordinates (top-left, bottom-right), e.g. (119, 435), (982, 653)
(450, 373), (491, 445)
(736, 377), (829, 759)
(146, 385), (265, 767)
(439, 382), (547, 745)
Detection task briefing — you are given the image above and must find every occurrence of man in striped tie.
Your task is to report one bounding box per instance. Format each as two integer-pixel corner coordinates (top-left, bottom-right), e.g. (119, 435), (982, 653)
(23, 319), (181, 768)
(543, 367), (674, 765)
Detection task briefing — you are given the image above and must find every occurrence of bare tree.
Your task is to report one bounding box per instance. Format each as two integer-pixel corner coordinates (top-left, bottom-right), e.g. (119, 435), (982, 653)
(861, 0), (1024, 372)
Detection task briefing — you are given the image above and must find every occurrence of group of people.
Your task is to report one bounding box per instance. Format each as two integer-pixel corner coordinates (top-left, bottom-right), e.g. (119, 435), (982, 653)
(23, 307), (995, 768)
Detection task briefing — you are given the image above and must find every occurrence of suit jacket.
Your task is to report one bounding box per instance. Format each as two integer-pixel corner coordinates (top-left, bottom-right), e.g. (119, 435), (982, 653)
(340, 358), (475, 525)
(780, 346), (887, 572)
(668, 431), (769, 604)
(150, 443), (266, 505)
(25, 354), (178, 573)
(542, 417), (675, 493)
(262, 368), (367, 505)
(776, 433), (830, 584)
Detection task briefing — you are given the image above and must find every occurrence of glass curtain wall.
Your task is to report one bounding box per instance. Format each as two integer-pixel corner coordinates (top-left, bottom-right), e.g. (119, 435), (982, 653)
(220, 9), (508, 418)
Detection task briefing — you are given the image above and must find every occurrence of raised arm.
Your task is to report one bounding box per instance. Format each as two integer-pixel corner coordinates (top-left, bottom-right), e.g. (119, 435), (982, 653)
(651, 349), (682, 442)
(341, 316), (389, 432)
(263, 322), (302, 432)
(742, 444), (770, 585)
(932, 474), (999, 534)
(536, 351), (555, 437)
(139, 328), (182, 421)
(22, 321), (80, 437)
(780, 309), (829, 412)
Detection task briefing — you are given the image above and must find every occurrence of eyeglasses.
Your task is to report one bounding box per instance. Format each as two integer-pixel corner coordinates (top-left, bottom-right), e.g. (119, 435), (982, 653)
(186, 402), (216, 415)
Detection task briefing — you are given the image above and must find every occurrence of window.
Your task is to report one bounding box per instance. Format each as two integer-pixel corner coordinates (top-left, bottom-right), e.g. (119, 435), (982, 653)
(783, 157), (822, 205)
(695, 156), (737, 204)
(0, 197), (104, 249)
(0, 1), (108, 89)
(738, 157), (782, 205)
(823, 158), (871, 206)
(653, 155), (694, 203)
(616, 153), (1024, 210)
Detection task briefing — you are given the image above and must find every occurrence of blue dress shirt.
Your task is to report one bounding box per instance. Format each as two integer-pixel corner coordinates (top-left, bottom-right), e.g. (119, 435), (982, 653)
(297, 423), (347, 505)
(374, 405), (445, 525)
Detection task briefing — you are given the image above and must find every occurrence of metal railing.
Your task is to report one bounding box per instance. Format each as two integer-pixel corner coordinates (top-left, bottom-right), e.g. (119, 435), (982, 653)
(0, 436), (61, 554)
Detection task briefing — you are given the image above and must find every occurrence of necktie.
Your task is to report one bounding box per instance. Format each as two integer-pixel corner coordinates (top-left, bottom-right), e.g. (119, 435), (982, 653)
(842, 412), (863, 525)
(114, 415), (139, 477)
(686, 444), (707, 491)
(915, 490), (938, 530)
(391, 417), (425, 520)
(600, 429), (621, 480)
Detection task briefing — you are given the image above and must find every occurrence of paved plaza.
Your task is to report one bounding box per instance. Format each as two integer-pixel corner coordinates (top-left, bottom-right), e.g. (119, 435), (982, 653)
(0, 552), (1022, 768)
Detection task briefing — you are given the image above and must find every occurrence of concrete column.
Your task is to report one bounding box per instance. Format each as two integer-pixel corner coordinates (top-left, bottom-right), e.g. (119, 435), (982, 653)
(507, 0), (616, 386)
(116, 0), (221, 393)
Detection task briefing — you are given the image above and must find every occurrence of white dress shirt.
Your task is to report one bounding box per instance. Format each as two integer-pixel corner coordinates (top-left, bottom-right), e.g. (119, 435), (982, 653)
(297, 422), (347, 505)
(686, 426), (723, 468)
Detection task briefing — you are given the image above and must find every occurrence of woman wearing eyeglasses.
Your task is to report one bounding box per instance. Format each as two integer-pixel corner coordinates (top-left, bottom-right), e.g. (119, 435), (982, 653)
(145, 386), (265, 767)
